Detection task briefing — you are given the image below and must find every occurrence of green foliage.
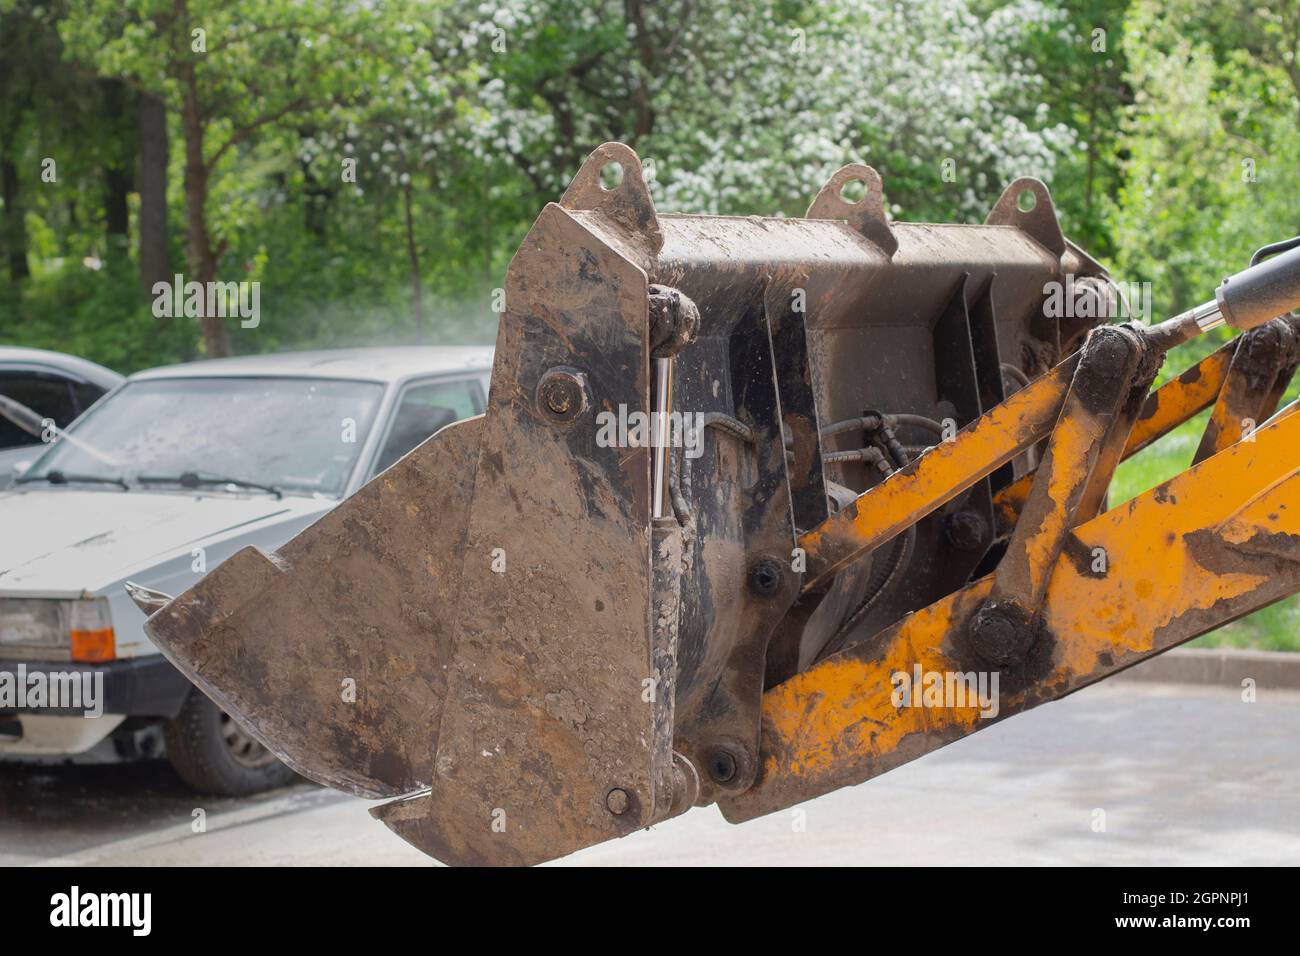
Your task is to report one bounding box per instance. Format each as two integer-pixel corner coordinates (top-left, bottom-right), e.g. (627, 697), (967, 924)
(1, 0), (1298, 644)
(1110, 0), (1300, 313)
(998, 0), (1132, 256)
(3, 0), (1097, 363)
(2, 256), (194, 372)
(1, 0), (1294, 366)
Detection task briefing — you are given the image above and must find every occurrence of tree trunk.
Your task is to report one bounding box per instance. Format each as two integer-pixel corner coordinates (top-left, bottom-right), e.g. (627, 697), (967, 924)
(180, 74), (229, 357)
(1, 155), (29, 281)
(101, 80), (131, 250)
(403, 182), (423, 332)
(104, 165), (131, 246)
(138, 92), (170, 298)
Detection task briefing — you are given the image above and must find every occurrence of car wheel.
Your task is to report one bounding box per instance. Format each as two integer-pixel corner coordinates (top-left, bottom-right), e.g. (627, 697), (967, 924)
(164, 690), (297, 796)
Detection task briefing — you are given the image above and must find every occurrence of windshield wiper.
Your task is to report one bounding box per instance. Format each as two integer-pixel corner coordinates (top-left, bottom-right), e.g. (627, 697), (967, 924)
(16, 469), (129, 490)
(137, 471), (283, 499)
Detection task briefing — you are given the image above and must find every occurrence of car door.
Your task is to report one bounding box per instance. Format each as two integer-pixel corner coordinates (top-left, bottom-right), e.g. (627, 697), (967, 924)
(368, 376), (484, 479)
(0, 367), (108, 485)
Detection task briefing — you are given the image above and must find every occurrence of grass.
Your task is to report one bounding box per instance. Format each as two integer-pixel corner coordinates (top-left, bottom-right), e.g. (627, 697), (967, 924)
(1109, 405), (1300, 652)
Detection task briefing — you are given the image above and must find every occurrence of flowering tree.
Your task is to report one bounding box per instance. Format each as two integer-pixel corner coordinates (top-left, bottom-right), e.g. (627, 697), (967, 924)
(465, 0), (1076, 221)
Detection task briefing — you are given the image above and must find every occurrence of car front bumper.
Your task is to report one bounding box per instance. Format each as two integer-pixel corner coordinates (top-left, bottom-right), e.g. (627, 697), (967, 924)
(0, 655), (192, 755)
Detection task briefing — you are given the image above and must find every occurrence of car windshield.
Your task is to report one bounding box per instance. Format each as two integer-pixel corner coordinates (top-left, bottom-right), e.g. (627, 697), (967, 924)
(21, 376), (385, 498)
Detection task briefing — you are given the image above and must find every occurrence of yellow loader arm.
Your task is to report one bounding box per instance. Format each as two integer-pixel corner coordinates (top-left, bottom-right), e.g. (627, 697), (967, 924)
(133, 144), (1300, 865)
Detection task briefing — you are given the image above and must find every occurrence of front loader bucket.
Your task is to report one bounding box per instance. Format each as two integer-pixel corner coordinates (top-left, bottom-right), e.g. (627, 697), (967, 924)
(146, 413), (483, 798)
(142, 143), (1300, 866)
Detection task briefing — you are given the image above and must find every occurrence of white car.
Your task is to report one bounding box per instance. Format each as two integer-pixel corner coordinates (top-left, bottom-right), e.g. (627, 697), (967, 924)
(0, 346), (124, 486)
(0, 346), (492, 794)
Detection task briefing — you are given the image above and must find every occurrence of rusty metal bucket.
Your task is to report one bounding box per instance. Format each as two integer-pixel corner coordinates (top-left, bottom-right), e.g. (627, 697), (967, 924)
(142, 142), (1121, 865)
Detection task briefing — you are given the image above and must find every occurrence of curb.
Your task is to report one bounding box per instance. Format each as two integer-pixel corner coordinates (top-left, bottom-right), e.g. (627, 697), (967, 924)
(1112, 647), (1300, 690)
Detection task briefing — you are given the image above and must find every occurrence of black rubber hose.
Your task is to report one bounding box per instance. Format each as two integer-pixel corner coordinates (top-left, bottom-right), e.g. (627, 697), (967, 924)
(668, 442), (692, 529)
(887, 413), (946, 435)
(701, 412), (755, 443)
(820, 524), (916, 660)
(820, 414), (884, 439)
(1251, 235), (1300, 267)
(1001, 363), (1031, 391)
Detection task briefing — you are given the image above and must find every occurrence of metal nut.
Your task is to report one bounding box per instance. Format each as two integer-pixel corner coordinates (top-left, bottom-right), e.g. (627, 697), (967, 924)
(536, 366), (590, 423)
(968, 603), (1036, 667)
(605, 787), (631, 815)
(705, 750), (737, 784)
(944, 510), (989, 553)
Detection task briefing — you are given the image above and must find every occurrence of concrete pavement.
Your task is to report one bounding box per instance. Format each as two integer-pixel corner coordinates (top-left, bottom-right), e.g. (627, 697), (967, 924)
(3, 680), (1298, 866)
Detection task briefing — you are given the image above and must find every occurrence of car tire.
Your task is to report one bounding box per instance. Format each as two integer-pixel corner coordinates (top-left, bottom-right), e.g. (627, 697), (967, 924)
(164, 690), (296, 796)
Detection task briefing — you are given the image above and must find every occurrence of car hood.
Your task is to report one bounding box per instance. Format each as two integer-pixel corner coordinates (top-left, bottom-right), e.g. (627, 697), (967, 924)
(0, 488), (332, 596)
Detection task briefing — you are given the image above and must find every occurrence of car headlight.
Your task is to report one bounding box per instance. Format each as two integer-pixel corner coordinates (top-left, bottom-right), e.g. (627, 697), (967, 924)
(0, 597), (115, 663)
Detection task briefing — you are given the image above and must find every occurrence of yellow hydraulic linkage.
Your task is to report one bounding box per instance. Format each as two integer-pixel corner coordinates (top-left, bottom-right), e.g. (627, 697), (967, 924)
(133, 145), (1300, 865)
(989, 312), (1298, 537)
(727, 258), (1300, 821)
(991, 338), (1239, 536)
(802, 308), (1300, 599)
(724, 403), (1300, 821)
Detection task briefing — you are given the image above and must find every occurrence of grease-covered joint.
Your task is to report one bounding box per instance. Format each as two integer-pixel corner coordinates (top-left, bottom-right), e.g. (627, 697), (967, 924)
(1280, 312), (1300, 356)
(1073, 276), (1118, 316)
(1058, 276), (1121, 351)
(1275, 314), (1300, 388)
(648, 284), (700, 358)
(966, 601), (1040, 667)
(1131, 333), (1167, 392)
(1073, 324), (1148, 412)
(1234, 318), (1297, 391)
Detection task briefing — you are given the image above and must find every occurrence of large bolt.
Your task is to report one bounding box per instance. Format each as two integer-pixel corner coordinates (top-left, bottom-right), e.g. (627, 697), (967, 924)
(1073, 277), (1118, 324)
(706, 750), (737, 784)
(536, 367), (589, 423)
(944, 510), (989, 553)
(605, 787), (631, 815)
(747, 558), (784, 598)
(968, 603), (1036, 667)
